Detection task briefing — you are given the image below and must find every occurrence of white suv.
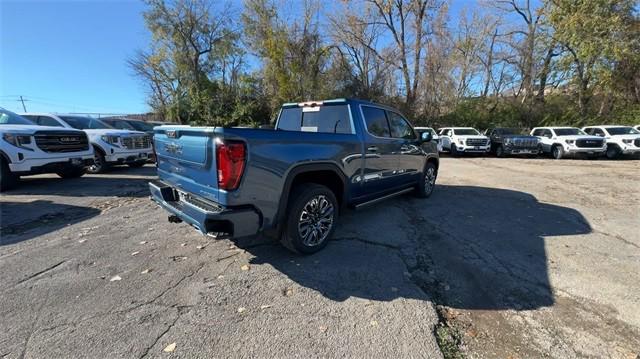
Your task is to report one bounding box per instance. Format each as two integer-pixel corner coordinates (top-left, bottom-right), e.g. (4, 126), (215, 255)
(437, 127), (491, 156)
(582, 125), (640, 159)
(22, 113), (153, 173)
(0, 108), (94, 191)
(531, 127), (607, 159)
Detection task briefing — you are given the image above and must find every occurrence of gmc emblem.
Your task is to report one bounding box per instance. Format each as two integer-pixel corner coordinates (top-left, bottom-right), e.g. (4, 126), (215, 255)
(60, 137), (79, 142)
(166, 130), (177, 138)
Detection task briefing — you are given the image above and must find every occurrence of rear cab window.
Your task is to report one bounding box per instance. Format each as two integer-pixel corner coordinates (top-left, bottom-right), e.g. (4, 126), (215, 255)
(277, 104), (353, 134)
(361, 106), (390, 137)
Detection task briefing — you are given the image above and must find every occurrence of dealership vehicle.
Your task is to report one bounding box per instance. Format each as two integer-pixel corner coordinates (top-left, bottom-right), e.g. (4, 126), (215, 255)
(149, 99), (439, 254)
(634, 125), (640, 131)
(531, 127), (607, 159)
(485, 127), (540, 157)
(0, 108), (94, 191)
(22, 113), (153, 173)
(102, 117), (156, 134)
(437, 127), (491, 156)
(414, 127), (439, 150)
(582, 125), (640, 159)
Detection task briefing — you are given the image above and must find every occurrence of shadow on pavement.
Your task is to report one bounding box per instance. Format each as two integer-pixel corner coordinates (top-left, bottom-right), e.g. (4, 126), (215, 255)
(3, 166), (156, 198)
(0, 200), (101, 245)
(243, 184), (591, 311)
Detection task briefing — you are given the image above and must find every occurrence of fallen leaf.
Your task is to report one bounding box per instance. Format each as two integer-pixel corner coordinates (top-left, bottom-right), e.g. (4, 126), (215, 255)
(260, 305), (272, 310)
(141, 269), (151, 274)
(163, 342), (176, 352)
(181, 243), (187, 247)
(131, 251), (140, 256)
(283, 288), (294, 297)
(196, 245), (204, 250)
(110, 275), (122, 282)
(237, 307), (246, 313)
(217, 275), (224, 279)
(319, 325), (328, 333)
(370, 320), (378, 327)
(139, 241), (147, 245)
(240, 264), (250, 271)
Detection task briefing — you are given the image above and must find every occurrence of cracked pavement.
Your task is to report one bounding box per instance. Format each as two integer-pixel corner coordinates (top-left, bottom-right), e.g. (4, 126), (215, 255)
(1, 158), (639, 358)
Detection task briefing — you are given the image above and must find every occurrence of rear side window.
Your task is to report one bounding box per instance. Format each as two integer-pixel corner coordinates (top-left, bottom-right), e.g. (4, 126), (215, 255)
(362, 106), (390, 137)
(277, 105), (352, 134)
(387, 112), (416, 139)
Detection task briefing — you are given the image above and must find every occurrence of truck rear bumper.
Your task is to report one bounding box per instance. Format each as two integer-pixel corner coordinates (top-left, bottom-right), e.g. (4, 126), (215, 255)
(149, 180), (261, 238)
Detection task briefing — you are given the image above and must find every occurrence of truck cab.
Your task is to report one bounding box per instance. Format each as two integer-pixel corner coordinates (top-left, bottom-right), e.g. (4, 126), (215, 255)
(149, 99), (439, 254)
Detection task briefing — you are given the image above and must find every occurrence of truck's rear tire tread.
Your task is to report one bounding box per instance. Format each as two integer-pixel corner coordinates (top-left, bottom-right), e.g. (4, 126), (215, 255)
(280, 183), (338, 255)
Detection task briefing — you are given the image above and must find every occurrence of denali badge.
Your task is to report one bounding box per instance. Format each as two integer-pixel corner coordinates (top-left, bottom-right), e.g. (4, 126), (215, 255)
(164, 142), (183, 155)
(166, 130), (177, 138)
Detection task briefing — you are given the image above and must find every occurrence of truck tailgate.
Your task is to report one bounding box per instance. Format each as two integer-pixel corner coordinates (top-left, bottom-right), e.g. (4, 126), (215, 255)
(154, 126), (219, 202)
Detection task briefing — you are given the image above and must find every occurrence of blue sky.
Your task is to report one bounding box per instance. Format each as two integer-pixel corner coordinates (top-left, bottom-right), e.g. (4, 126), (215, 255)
(1, 0), (477, 115)
(1, 0), (151, 114)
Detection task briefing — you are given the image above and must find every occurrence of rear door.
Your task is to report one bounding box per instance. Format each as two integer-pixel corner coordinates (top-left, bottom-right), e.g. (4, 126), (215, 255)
(154, 127), (220, 202)
(359, 105), (405, 196)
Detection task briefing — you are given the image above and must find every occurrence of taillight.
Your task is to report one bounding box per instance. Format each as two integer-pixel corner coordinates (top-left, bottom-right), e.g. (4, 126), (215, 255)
(216, 141), (246, 190)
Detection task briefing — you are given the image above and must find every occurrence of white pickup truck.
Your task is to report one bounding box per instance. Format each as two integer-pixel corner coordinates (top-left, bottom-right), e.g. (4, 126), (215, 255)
(0, 108), (94, 191)
(531, 127), (607, 159)
(437, 127), (491, 156)
(23, 113), (153, 173)
(582, 125), (640, 159)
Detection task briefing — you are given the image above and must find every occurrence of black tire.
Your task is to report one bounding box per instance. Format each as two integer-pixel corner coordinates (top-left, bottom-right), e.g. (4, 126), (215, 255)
(552, 145), (564, 160)
(280, 183), (338, 254)
(56, 166), (86, 179)
(415, 162), (437, 198)
(496, 145), (505, 158)
(87, 149), (108, 174)
(606, 145), (620, 160)
(0, 157), (18, 192)
(128, 161), (146, 168)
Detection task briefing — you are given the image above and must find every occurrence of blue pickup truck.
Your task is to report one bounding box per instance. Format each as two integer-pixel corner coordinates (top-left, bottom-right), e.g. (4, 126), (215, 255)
(149, 99), (439, 254)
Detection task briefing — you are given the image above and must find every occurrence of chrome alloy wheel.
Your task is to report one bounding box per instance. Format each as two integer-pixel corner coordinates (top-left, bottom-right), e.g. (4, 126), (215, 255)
(297, 195), (335, 246)
(424, 166), (436, 195)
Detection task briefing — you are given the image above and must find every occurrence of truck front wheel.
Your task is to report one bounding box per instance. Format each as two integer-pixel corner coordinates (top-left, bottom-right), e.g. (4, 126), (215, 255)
(88, 149), (108, 174)
(281, 183), (338, 254)
(0, 157), (18, 191)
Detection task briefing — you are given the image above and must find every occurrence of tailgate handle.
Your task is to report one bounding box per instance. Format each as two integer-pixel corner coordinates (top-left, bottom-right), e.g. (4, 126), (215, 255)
(367, 146), (378, 153)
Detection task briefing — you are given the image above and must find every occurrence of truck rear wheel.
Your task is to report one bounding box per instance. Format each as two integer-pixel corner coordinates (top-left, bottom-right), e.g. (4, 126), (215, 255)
(415, 162), (437, 198)
(0, 157), (18, 191)
(281, 183), (338, 254)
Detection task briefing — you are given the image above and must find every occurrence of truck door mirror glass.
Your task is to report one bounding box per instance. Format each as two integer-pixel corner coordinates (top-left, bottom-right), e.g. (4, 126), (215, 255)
(421, 131), (432, 142)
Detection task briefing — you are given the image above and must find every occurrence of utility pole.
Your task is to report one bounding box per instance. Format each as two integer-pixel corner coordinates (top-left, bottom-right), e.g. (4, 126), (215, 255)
(19, 96), (27, 112)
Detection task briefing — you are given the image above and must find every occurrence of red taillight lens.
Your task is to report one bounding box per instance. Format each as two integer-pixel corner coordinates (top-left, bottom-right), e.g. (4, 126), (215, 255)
(216, 141), (246, 191)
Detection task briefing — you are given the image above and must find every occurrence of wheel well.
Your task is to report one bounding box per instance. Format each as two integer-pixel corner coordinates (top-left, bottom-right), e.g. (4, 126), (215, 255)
(426, 157), (439, 173)
(0, 151), (10, 164)
(290, 170), (344, 206)
(92, 144), (105, 155)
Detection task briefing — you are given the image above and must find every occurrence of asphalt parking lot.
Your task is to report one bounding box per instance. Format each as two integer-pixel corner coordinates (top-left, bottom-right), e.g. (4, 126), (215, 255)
(1, 158), (639, 358)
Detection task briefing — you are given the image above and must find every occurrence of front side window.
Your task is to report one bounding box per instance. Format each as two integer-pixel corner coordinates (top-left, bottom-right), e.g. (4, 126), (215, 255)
(387, 112), (416, 139)
(361, 106), (390, 137)
(107, 120), (135, 130)
(38, 116), (64, 127)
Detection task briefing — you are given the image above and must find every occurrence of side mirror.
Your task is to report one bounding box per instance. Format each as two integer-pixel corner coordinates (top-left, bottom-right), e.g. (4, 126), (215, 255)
(421, 131), (433, 142)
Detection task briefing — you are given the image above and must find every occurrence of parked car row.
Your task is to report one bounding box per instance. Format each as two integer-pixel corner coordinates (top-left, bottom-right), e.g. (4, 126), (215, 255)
(416, 125), (640, 160)
(0, 108), (157, 191)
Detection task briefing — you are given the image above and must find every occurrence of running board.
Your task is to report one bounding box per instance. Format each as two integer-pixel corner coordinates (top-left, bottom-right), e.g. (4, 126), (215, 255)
(354, 187), (414, 210)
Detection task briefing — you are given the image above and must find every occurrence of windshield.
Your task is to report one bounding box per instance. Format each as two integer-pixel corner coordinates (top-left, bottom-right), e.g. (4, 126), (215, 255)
(554, 128), (585, 136)
(501, 128), (520, 135)
(606, 127), (639, 135)
(0, 109), (35, 125)
(60, 116), (112, 130)
(127, 120), (154, 131)
(454, 128), (480, 135)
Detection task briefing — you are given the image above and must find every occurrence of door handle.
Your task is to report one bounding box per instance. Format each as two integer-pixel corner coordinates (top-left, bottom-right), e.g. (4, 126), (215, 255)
(367, 146), (378, 152)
